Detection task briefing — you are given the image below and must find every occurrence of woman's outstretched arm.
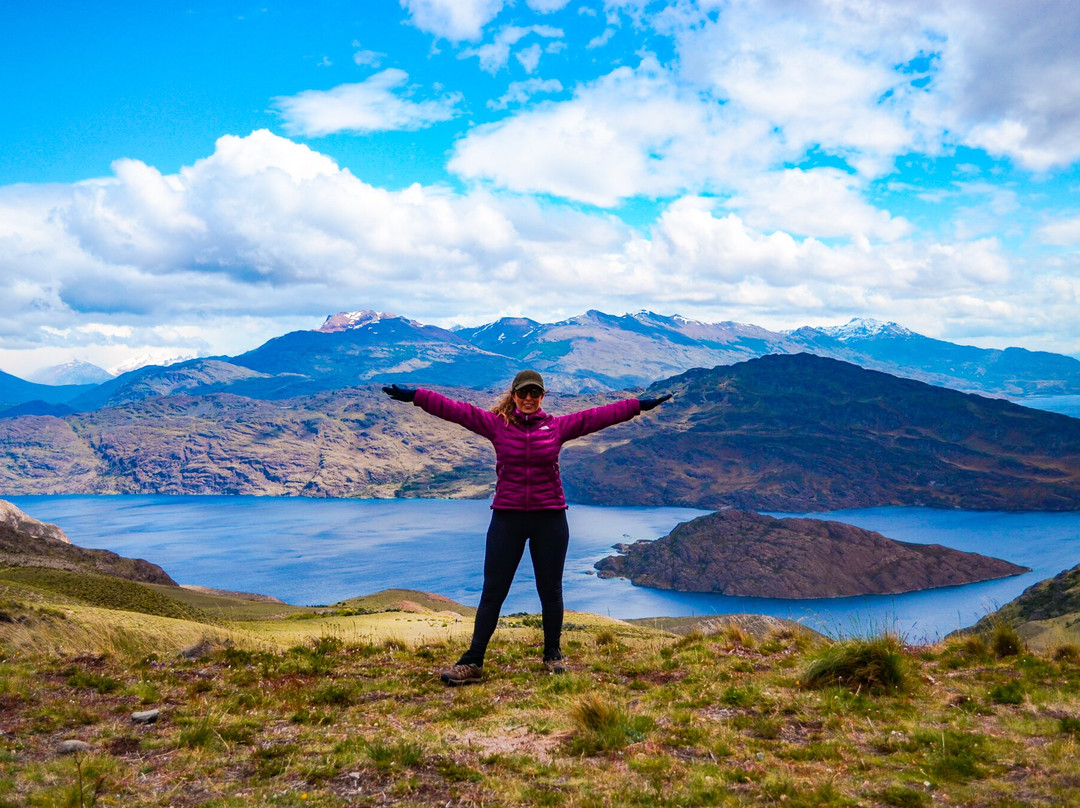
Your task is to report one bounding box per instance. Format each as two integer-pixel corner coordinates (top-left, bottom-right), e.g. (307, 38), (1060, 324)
(382, 385), (498, 439)
(556, 393), (671, 442)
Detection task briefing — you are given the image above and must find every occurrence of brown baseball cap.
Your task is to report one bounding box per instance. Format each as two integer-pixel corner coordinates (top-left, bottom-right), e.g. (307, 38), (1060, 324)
(511, 369), (545, 392)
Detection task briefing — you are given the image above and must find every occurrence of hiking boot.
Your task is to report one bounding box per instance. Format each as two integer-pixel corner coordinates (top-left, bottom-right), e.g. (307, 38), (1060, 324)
(544, 657), (568, 675)
(440, 662), (483, 686)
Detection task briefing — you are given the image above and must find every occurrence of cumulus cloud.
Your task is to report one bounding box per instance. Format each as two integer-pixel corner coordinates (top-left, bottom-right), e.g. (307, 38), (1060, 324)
(352, 47), (384, 67)
(665, 0), (1080, 172)
(727, 169), (911, 242)
(273, 69), (461, 136)
(668, 0), (928, 178)
(930, 0), (1080, 170)
(401, 0), (505, 42)
(450, 58), (775, 206)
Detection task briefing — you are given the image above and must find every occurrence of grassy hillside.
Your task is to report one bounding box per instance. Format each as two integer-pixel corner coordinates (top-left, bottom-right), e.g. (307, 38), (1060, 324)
(965, 563), (1080, 653)
(2, 570), (1080, 806)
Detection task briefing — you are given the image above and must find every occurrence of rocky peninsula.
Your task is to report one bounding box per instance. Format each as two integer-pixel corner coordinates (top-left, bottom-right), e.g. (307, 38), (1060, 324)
(595, 509), (1030, 598)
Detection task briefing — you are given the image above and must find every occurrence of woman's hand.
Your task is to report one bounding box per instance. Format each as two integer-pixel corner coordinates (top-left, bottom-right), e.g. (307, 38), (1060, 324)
(639, 393), (672, 411)
(382, 384), (416, 402)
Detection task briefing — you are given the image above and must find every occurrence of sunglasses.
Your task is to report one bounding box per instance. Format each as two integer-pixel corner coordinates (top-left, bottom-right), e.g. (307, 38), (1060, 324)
(514, 386), (544, 399)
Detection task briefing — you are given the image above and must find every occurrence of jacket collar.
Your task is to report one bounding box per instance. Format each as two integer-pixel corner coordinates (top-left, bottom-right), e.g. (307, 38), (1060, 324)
(515, 408), (550, 424)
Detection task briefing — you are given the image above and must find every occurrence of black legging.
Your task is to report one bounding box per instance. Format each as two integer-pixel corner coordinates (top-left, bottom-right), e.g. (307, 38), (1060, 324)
(458, 509), (570, 666)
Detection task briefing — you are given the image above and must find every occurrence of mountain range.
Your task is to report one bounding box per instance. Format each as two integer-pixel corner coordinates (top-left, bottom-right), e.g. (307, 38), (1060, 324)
(2, 352), (1078, 512)
(5, 310), (1080, 415)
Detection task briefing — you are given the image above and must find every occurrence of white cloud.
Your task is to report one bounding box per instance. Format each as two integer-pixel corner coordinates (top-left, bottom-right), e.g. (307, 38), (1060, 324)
(352, 48), (384, 68)
(1038, 215), (1080, 247)
(664, 0), (1080, 172)
(965, 120), (1069, 174)
(526, 0), (571, 11)
(401, 0), (505, 42)
(727, 168), (911, 242)
(460, 25), (563, 73)
(929, 0), (1080, 170)
(587, 27), (615, 49)
(488, 78), (564, 110)
(516, 43), (543, 74)
(669, 0), (927, 178)
(450, 58), (775, 206)
(273, 69), (461, 136)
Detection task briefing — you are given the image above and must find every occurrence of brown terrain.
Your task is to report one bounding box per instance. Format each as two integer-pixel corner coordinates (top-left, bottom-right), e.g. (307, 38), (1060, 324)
(595, 508), (1030, 598)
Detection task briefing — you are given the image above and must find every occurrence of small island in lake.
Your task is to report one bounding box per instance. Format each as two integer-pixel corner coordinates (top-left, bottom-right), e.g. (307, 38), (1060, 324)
(595, 509), (1030, 599)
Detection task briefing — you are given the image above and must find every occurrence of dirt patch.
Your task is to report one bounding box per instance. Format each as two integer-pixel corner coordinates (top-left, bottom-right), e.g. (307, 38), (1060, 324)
(455, 725), (565, 761)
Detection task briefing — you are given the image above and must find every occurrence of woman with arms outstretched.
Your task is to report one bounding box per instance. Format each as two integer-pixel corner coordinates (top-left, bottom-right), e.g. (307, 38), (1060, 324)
(383, 370), (670, 685)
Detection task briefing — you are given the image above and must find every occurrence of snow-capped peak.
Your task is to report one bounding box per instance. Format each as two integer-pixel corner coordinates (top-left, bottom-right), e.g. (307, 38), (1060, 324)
(318, 311), (406, 333)
(817, 318), (913, 341)
(111, 353), (195, 375)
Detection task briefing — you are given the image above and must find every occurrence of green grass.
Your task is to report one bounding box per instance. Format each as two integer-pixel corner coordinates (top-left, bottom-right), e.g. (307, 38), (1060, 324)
(2, 573), (1080, 806)
(0, 568), (215, 624)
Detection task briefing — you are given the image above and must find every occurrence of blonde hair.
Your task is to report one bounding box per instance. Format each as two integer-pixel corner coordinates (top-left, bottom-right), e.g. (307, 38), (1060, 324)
(492, 389), (520, 425)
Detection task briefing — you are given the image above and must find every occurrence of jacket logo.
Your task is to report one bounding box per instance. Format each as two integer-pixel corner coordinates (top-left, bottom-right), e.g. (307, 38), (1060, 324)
(539, 425), (551, 430)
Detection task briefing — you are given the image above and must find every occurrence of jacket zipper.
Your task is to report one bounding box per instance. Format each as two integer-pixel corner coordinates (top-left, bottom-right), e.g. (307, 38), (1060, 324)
(524, 417), (532, 509)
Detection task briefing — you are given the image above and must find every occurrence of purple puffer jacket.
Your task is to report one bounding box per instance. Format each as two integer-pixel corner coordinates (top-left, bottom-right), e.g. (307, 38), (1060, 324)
(413, 389), (642, 510)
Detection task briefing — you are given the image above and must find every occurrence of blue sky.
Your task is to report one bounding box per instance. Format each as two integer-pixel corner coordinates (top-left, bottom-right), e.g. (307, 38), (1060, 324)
(2, 0), (1080, 378)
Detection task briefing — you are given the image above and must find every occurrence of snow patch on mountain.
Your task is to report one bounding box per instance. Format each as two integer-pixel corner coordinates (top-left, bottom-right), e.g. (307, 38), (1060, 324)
(318, 311), (411, 332)
(111, 353), (196, 375)
(31, 360), (114, 386)
(809, 319), (913, 341)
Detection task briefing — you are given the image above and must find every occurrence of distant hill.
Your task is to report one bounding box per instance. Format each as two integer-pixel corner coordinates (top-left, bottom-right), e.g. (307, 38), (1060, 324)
(964, 563), (1080, 650)
(30, 360), (114, 386)
(789, 319), (1080, 398)
(0, 368), (93, 410)
(0, 387), (498, 498)
(229, 311), (520, 396)
(0, 400), (77, 419)
(69, 358), (274, 410)
(562, 353), (1080, 511)
(595, 509), (1028, 598)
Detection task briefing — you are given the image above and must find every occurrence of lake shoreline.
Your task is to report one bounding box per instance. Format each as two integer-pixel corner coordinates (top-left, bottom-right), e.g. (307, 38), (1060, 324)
(7, 494), (1076, 641)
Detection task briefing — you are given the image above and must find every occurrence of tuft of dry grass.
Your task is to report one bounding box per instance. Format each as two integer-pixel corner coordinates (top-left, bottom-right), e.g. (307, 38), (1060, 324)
(801, 632), (913, 694)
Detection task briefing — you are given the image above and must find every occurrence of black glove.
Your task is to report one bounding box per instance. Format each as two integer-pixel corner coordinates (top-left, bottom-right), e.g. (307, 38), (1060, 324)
(382, 384), (416, 402)
(639, 393), (672, 411)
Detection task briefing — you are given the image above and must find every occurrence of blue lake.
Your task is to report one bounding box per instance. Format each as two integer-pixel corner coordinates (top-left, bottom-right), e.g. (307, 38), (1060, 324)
(8, 495), (1080, 642)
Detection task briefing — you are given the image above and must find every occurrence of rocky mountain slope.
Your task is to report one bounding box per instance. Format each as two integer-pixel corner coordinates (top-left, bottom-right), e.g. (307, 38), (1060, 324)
(562, 353), (1080, 511)
(595, 509), (1029, 598)
(0, 386), (497, 498)
(2, 355), (1079, 511)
